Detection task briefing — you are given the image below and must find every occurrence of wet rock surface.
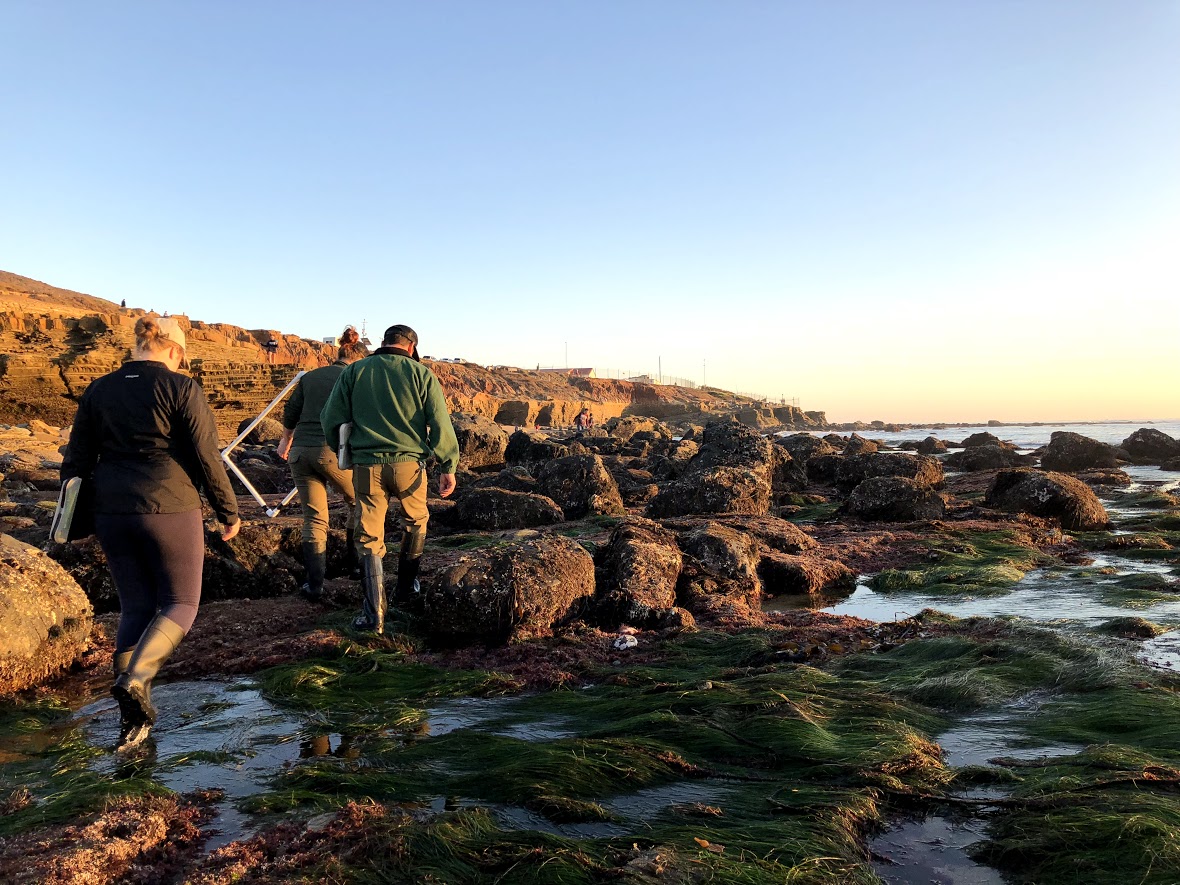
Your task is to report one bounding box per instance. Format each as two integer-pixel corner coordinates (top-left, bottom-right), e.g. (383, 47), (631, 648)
(1039, 430), (1124, 472)
(594, 517), (682, 628)
(423, 533), (596, 643)
(0, 534), (93, 694)
(985, 468), (1111, 531)
(845, 475), (948, 522)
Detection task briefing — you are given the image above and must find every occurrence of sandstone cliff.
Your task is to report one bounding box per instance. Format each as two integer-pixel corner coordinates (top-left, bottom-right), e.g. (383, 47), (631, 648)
(0, 270), (823, 438)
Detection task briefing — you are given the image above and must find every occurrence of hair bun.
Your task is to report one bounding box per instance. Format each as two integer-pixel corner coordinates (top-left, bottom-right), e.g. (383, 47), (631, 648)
(340, 326), (360, 346)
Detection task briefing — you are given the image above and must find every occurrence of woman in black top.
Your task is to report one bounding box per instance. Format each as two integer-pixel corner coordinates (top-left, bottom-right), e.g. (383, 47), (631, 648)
(61, 316), (241, 752)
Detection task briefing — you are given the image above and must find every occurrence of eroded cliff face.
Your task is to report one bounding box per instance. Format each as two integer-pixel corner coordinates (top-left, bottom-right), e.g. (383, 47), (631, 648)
(0, 270), (820, 439)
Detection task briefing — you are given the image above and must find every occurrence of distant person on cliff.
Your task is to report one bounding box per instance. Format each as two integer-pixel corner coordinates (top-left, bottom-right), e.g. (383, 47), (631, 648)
(264, 336), (279, 364)
(574, 408), (592, 434)
(61, 317), (240, 753)
(276, 326), (368, 598)
(320, 323), (459, 635)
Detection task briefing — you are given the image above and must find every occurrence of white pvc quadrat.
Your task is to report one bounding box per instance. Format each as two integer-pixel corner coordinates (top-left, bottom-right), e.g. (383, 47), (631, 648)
(220, 371), (304, 518)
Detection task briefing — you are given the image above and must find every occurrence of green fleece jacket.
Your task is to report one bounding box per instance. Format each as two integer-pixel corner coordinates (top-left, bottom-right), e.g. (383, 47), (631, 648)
(320, 348), (460, 472)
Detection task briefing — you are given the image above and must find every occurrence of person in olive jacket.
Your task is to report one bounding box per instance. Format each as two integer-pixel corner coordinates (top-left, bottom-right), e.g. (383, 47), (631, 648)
(61, 316), (240, 753)
(276, 326), (368, 599)
(320, 324), (459, 635)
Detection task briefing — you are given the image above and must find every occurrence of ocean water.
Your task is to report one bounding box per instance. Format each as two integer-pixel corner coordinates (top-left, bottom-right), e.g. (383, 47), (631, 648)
(812, 420), (1180, 450)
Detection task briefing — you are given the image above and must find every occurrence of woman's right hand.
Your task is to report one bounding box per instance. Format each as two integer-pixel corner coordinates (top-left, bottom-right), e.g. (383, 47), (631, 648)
(221, 518), (241, 541)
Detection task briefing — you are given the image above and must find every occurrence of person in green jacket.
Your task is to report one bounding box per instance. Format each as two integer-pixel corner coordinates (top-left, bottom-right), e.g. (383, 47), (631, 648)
(320, 323), (459, 635)
(277, 326), (369, 600)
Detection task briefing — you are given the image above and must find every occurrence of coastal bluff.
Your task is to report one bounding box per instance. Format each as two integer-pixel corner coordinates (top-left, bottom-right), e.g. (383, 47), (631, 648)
(0, 270), (827, 439)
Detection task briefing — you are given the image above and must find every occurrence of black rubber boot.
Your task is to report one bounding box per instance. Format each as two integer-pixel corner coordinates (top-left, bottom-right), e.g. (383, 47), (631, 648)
(112, 615), (185, 752)
(345, 526), (361, 580)
(353, 554), (386, 635)
(301, 542), (327, 601)
(394, 553), (422, 610)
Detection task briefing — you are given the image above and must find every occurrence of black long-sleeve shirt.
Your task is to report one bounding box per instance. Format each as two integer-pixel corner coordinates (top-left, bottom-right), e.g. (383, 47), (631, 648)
(60, 360), (239, 522)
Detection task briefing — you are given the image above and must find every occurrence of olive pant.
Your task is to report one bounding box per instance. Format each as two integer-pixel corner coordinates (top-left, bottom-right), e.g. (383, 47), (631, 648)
(289, 445), (357, 547)
(353, 461), (429, 558)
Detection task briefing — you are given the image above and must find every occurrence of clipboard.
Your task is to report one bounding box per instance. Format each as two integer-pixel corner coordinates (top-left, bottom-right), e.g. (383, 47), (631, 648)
(338, 423), (353, 470)
(50, 476), (96, 543)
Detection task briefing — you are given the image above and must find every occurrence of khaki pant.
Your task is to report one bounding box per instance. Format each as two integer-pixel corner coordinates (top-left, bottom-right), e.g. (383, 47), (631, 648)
(289, 445), (357, 548)
(353, 461), (429, 558)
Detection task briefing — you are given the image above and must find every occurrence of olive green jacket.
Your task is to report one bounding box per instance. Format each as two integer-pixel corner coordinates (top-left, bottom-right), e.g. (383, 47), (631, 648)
(320, 348), (459, 472)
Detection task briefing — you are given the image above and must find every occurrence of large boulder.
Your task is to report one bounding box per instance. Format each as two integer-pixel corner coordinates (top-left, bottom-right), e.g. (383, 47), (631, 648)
(807, 453), (844, 484)
(604, 416), (668, 443)
(843, 433), (879, 456)
(0, 534), (93, 694)
(646, 421), (802, 517)
(776, 433), (838, 466)
(446, 487), (564, 531)
(595, 518), (683, 628)
(235, 416), (285, 446)
(1120, 428), (1180, 465)
(960, 431), (1017, 451)
(466, 466), (539, 495)
(505, 431), (570, 468)
(944, 445), (1024, 472)
(835, 452), (944, 493)
(536, 454), (625, 519)
(845, 476), (947, 522)
(646, 466), (770, 518)
(758, 551), (856, 598)
(451, 413), (510, 469)
(228, 450), (290, 494)
(1039, 431), (1123, 472)
(423, 534), (595, 644)
(985, 469), (1110, 531)
(916, 436), (948, 455)
(674, 523), (764, 613)
(202, 521), (304, 599)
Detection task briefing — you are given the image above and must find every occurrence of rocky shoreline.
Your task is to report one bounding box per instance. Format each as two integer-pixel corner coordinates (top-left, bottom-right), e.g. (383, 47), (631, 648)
(3, 400), (1180, 883)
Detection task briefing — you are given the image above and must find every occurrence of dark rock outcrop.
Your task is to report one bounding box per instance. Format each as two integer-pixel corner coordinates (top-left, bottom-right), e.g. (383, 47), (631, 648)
(0, 533), (93, 694)
(1039, 431), (1123, 472)
(536, 454), (625, 520)
(446, 487), (564, 531)
(451, 413), (510, 469)
(646, 421), (802, 517)
(676, 522), (762, 602)
(960, 432), (1017, 451)
(505, 431), (570, 467)
(807, 453), (843, 484)
(758, 551), (856, 598)
(646, 466), (770, 518)
(845, 476), (946, 522)
(595, 518), (682, 628)
(776, 433), (838, 466)
(843, 433), (878, 456)
(916, 436), (948, 455)
(985, 469), (1110, 531)
(235, 416), (285, 446)
(835, 452), (944, 493)
(944, 445), (1028, 472)
(1120, 428), (1180, 465)
(423, 534), (595, 644)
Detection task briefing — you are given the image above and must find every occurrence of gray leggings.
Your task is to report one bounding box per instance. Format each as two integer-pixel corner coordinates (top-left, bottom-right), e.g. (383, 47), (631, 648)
(96, 509), (204, 652)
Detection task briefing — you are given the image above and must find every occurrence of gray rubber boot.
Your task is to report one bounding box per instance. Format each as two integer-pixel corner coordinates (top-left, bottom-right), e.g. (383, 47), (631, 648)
(352, 554), (386, 635)
(301, 542), (327, 601)
(112, 615), (185, 744)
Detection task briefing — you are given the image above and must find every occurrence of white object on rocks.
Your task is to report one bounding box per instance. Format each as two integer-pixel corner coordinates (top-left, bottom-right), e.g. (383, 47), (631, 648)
(612, 634), (639, 651)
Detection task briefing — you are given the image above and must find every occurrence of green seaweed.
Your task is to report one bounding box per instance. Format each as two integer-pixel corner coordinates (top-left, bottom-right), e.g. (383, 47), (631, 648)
(870, 530), (1054, 597)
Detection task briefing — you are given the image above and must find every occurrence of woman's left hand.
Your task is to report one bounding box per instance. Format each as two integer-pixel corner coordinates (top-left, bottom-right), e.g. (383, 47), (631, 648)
(221, 518), (241, 541)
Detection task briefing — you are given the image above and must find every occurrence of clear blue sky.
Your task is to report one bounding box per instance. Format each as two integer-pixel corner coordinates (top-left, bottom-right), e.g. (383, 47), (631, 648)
(3, 2), (1177, 421)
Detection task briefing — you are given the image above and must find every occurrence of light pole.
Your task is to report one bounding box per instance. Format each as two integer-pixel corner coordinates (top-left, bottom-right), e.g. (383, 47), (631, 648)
(565, 341), (568, 369)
